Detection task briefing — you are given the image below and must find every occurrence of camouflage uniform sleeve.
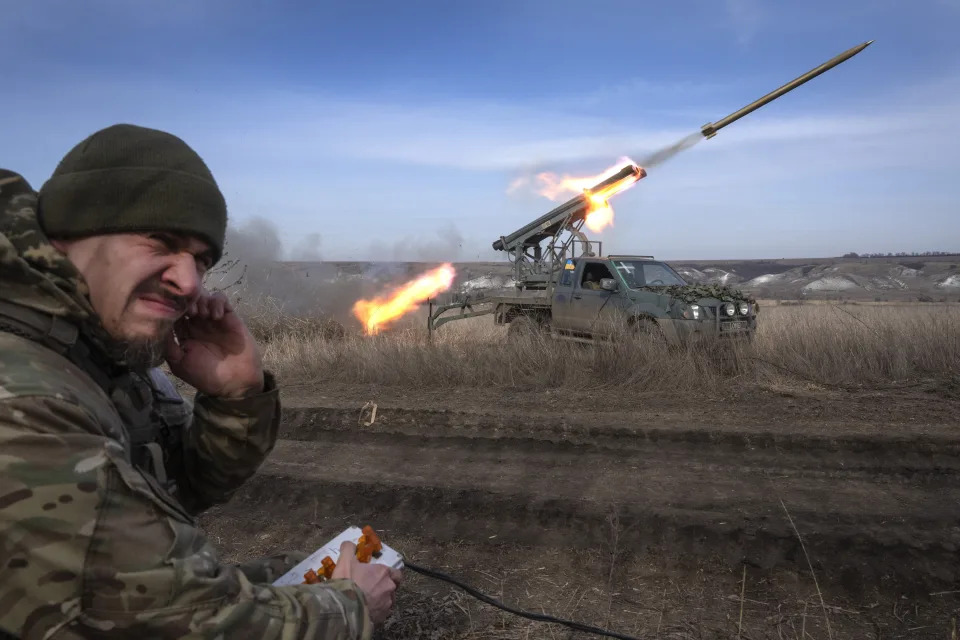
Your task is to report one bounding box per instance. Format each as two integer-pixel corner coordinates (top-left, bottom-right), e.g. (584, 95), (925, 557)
(0, 395), (373, 640)
(175, 370), (282, 514)
(235, 551), (310, 584)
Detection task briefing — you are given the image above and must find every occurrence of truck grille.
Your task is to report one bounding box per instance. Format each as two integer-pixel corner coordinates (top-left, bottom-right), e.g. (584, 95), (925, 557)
(702, 305), (752, 334)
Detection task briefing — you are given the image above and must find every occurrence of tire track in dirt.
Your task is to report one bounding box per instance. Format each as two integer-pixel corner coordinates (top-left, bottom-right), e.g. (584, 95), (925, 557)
(276, 428), (960, 482)
(229, 405), (960, 589)
(282, 406), (960, 457)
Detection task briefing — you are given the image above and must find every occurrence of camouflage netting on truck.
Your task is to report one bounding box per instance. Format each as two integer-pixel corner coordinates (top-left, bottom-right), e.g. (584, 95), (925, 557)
(642, 283), (757, 305)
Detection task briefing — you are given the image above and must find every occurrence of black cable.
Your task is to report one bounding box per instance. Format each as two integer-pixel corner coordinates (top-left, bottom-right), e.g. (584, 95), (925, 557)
(402, 559), (644, 640)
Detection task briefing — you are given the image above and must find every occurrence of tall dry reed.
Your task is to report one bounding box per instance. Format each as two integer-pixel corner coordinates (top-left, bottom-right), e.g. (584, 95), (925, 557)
(255, 303), (960, 391)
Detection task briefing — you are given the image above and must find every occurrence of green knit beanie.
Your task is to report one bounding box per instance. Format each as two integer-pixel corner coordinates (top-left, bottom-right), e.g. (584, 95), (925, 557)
(38, 124), (227, 263)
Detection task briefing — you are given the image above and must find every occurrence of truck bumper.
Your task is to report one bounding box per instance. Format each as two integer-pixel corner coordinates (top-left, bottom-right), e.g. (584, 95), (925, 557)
(659, 317), (756, 343)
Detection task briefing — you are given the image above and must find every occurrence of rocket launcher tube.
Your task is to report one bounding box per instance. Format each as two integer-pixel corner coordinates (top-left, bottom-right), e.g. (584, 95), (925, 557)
(493, 164), (643, 252)
(492, 196), (587, 252)
(586, 164), (645, 195)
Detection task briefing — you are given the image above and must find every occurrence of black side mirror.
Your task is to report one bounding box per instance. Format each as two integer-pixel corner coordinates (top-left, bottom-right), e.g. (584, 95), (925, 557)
(600, 278), (617, 292)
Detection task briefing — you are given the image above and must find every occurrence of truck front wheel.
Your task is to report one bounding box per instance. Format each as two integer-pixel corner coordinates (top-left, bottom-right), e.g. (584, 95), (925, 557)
(507, 315), (549, 342)
(631, 317), (667, 345)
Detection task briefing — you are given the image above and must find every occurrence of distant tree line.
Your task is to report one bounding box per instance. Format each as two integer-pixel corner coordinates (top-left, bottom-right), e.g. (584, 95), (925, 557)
(842, 251), (960, 258)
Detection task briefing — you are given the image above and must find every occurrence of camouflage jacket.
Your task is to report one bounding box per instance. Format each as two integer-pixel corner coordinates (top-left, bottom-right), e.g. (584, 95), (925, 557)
(0, 171), (372, 639)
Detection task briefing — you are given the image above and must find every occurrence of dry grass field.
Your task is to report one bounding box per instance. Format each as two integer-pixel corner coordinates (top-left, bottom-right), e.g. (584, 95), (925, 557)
(197, 298), (960, 639)
(255, 301), (960, 393)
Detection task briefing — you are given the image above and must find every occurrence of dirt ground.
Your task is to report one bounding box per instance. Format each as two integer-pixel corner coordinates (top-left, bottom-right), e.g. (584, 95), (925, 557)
(198, 381), (960, 639)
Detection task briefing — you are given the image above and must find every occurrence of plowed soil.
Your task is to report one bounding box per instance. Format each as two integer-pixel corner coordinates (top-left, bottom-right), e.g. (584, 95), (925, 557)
(199, 381), (960, 639)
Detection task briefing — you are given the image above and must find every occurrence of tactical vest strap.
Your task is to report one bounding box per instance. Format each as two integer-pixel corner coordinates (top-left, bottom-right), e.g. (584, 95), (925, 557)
(0, 300), (119, 397)
(0, 300), (79, 352)
(142, 443), (169, 486)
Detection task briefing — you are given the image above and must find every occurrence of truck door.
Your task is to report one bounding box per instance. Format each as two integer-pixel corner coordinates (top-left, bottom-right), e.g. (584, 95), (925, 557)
(572, 260), (619, 336)
(550, 259), (578, 332)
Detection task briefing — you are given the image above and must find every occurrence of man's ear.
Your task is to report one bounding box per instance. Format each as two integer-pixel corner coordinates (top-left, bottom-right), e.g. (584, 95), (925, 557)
(49, 238), (69, 253)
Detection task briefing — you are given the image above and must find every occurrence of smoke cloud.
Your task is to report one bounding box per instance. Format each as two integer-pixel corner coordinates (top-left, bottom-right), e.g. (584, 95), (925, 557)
(291, 233), (323, 261)
(204, 217), (347, 323)
(367, 221), (465, 263)
(635, 132), (703, 170)
(204, 216), (465, 331)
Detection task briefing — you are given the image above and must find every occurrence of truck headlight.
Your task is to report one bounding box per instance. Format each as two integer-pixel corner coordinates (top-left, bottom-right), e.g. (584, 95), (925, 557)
(723, 302), (735, 317)
(738, 302), (750, 316)
(682, 304), (701, 320)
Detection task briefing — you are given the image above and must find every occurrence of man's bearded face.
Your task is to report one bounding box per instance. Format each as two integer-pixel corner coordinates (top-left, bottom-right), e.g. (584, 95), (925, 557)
(52, 232), (214, 370)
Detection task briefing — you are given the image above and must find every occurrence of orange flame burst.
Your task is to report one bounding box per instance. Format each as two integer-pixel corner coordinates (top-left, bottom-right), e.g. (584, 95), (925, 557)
(353, 264), (456, 335)
(532, 157), (644, 232)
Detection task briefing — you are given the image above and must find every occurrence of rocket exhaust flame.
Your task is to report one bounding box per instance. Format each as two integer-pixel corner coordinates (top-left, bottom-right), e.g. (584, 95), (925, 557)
(353, 264), (456, 335)
(531, 158), (646, 232)
(514, 130), (700, 232)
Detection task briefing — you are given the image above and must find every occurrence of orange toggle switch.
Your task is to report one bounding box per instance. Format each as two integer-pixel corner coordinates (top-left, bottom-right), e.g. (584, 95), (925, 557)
(356, 541), (373, 563)
(355, 525), (383, 563)
(321, 556), (336, 579)
(362, 525), (383, 555)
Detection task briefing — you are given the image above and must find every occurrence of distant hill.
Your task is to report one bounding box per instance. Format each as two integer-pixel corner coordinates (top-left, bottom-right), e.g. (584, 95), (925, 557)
(256, 256), (960, 303)
(668, 256), (960, 300)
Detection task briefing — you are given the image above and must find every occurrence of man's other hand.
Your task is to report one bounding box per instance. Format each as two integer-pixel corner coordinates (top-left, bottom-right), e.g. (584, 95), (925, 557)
(331, 541), (403, 625)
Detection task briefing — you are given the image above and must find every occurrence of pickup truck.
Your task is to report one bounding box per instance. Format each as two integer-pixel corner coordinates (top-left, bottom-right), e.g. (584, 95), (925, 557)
(439, 255), (758, 344)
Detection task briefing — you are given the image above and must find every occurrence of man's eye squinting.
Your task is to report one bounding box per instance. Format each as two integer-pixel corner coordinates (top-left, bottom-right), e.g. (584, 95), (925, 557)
(148, 233), (175, 251)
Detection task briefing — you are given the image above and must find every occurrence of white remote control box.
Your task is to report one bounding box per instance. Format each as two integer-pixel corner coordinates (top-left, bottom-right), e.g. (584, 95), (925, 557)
(273, 526), (404, 587)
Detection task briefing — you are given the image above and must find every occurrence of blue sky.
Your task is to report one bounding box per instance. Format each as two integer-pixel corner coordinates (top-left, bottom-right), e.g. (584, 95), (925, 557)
(4, 0), (959, 261)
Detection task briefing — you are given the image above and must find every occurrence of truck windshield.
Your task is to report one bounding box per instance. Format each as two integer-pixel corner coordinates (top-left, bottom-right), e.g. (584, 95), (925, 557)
(611, 260), (687, 288)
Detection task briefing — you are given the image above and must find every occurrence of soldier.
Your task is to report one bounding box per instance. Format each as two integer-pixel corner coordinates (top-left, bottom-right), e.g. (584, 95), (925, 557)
(582, 271), (602, 290)
(0, 124), (400, 639)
